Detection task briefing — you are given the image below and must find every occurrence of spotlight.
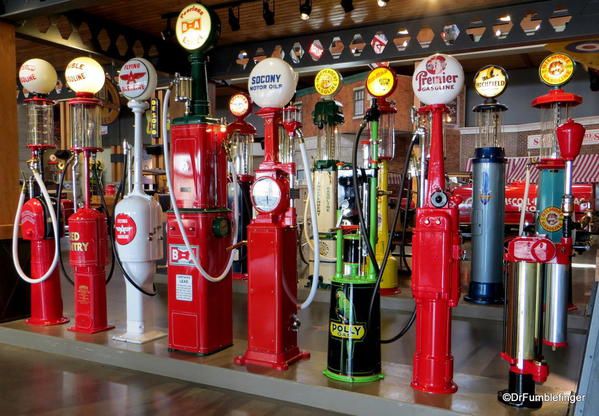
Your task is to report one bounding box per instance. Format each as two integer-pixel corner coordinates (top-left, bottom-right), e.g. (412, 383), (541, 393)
(263, 0), (275, 26)
(377, 0), (389, 7)
(340, 0), (353, 13)
(299, 0), (312, 21)
(228, 6), (240, 31)
(160, 17), (173, 41)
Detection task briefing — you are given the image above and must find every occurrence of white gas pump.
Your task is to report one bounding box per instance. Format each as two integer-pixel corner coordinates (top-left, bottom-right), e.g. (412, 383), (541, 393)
(112, 58), (165, 344)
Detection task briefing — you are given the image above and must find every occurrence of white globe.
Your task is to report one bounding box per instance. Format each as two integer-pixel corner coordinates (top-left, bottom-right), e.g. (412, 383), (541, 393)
(118, 58), (157, 101)
(248, 57), (298, 108)
(65, 57), (106, 94)
(412, 53), (464, 105)
(19, 59), (57, 95)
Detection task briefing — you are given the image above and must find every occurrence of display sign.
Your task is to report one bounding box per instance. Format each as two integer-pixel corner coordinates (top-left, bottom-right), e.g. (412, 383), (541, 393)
(474, 65), (508, 98)
(150, 98), (160, 138)
(314, 68), (342, 98)
(19, 59), (57, 95)
(65, 57), (106, 94)
(169, 244), (199, 266)
(176, 3), (213, 51)
(118, 58), (157, 101)
(366, 67), (396, 98)
(539, 53), (575, 87)
(114, 213), (137, 245)
(247, 57), (298, 108)
(412, 53), (464, 105)
(528, 128), (599, 149)
(229, 93), (251, 118)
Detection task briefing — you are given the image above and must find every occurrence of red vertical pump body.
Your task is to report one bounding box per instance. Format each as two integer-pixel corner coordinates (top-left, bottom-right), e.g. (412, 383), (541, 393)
(235, 107), (310, 370)
(20, 194), (69, 326)
(411, 104), (462, 393)
(68, 206), (112, 333)
(167, 123), (233, 354)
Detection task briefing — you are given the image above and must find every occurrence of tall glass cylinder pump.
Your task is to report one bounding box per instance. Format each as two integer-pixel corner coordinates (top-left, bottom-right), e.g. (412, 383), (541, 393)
(70, 102), (102, 150)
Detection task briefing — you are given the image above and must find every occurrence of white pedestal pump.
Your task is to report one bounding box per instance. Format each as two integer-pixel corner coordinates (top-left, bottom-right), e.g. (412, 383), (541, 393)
(112, 58), (165, 344)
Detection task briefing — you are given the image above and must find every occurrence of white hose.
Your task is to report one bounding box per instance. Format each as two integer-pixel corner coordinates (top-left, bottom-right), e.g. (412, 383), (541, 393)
(519, 162), (531, 236)
(12, 169), (60, 284)
(298, 140), (320, 310)
(162, 88), (239, 282)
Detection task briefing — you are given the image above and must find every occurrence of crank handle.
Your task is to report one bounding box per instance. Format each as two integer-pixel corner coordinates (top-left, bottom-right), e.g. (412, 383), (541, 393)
(226, 240), (247, 251)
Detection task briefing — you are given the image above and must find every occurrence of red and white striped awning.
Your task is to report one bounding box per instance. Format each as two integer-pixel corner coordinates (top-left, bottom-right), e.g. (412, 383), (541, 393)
(465, 154), (599, 183)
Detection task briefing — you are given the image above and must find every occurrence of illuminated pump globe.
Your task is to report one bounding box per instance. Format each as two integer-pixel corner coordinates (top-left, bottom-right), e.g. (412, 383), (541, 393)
(19, 59), (57, 95)
(412, 53), (464, 105)
(247, 57), (298, 108)
(65, 57), (106, 94)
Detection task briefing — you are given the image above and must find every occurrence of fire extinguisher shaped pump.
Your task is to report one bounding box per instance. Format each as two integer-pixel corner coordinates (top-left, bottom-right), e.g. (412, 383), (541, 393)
(235, 57), (321, 370)
(112, 58), (165, 344)
(12, 59), (69, 326)
(465, 65), (509, 305)
(498, 53), (584, 409)
(163, 3), (238, 355)
(410, 54), (464, 394)
(227, 93), (256, 280)
(64, 57), (114, 334)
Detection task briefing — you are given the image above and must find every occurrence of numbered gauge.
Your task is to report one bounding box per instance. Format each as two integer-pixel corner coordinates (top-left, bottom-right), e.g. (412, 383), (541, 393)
(252, 177), (282, 213)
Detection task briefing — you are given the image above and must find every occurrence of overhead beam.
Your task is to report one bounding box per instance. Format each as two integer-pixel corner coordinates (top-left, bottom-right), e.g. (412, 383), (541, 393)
(209, 0), (599, 81)
(0, 0), (99, 20)
(14, 10), (187, 73)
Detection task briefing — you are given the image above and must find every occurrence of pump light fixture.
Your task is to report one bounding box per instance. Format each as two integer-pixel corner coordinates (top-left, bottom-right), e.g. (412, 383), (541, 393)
(263, 0), (275, 26)
(377, 0), (389, 7)
(299, 0), (312, 20)
(228, 6), (240, 31)
(340, 0), (353, 13)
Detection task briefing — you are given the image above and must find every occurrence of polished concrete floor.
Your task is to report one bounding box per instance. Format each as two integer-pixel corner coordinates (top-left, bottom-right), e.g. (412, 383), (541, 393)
(1, 239), (596, 415)
(0, 343), (339, 416)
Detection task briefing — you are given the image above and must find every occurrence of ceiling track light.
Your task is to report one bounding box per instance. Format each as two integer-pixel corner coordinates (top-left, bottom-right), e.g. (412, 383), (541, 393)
(263, 0), (275, 26)
(228, 6), (240, 31)
(377, 0), (389, 7)
(340, 0), (354, 13)
(299, 0), (312, 21)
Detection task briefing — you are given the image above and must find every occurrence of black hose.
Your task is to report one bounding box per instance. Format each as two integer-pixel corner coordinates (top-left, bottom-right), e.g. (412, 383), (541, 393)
(92, 163), (116, 285)
(100, 157), (157, 297)
(399, 177), (412, 273)
(56, 157), (75, 286)
(350, 111), (417, 344)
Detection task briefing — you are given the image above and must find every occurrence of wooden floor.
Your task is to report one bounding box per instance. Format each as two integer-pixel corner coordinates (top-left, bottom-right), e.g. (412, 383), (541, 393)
(0, 343), (340, 416)
(0, 240), (595, 415)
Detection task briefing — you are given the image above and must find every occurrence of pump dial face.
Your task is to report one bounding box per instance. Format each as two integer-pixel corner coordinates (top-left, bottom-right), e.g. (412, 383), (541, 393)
(229, 93), (251, 118)
(252, 177), (282, 213)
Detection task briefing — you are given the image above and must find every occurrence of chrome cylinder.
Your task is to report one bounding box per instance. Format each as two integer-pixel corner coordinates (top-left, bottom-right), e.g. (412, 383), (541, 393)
(503, 261), (544, 360)
(543, 263), (569, 348)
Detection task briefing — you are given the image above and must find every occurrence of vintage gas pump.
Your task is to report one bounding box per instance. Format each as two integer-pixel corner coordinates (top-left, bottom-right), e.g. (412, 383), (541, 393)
(465, 65), (509, 305)
(410, 54), (464, 393)
(323, 66), (398, 383)
(112, 58), (165, 344)
(498, 53), (584, 409)
(227, 93), (256, 280)
(12, 59), (68, 326)
(64, 57), (113, 334)
(163, 3), (237, 355)
(374, 72), (400, 295)
(303, 68), (344, 286)
(235, 57), (320, 370)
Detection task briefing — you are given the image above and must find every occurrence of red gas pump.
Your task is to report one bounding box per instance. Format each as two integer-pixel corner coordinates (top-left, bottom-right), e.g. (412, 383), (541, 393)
(235, 57), (321, 370)
(227, 93), (256, 280)
(12, 59), (68, 326)
(410, 54), (465, 394)
(163, 3), (236, 355)
(65, 57), (113, 334)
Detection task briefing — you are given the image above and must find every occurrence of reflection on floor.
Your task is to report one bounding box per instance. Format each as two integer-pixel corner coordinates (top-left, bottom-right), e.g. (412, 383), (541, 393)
(0, 343), (338, 416)
(1, 240), (595, 415)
